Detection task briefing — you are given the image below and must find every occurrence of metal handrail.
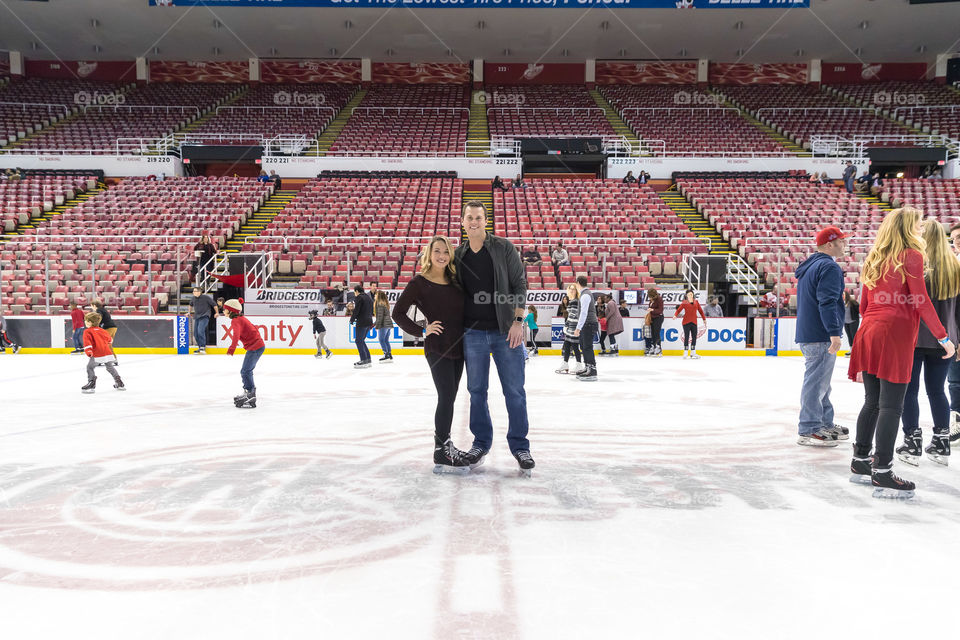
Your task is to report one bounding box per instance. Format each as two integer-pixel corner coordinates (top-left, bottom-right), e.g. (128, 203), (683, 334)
(83, 104), (200, 116)
(486, 106), (606, 116)
(352, 106), (470, 116)
(217, 105), (337, 115)
(0, 101), (72, 115)
(623, 106), (742, 116)
(756, 106), (878, 116)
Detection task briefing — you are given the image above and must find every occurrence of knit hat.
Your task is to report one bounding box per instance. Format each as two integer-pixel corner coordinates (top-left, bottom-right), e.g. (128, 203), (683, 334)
(815, 226), (846, 246)
(224, 299), (243, 314)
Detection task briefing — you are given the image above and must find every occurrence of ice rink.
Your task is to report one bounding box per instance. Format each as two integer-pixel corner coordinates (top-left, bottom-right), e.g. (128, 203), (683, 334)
(2, 351), (960, 640)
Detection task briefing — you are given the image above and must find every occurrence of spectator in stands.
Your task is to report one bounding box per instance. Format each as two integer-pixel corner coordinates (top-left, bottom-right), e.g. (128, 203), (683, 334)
(551, 242), (570, 268)
(70, 302), (86, 354)
(809, 172), (825, 184)
(455, 199), (534, 466)
(512, 174), (527, 189)
(190, 287), (219, 355)
(638, 170), (650, 184)
(344, 301), (355, 317)
(323, 300), (336, 316)
(705, 296), (724, 318)
(869, 172), (884, 196)
(842, 161), (857, 194)
(522, 246), (542, 266)
(556, 294), (569, 320)
(623, 171), (637, 184)
(794, 226), (847, 447)
(216, 297), (226, 316)
(618, 299), (630, 317)
(491, 175), (509, 192)
(930, 168), (944, 180)
(269, 170), (283, 190)
(194, 233), (217, 284)
(349, 284), (374, 368)
(855, 172), (872, 194)
(844, 291), (860, 356)
(256, 170), (271, 183)
(646, 287), (664, 357)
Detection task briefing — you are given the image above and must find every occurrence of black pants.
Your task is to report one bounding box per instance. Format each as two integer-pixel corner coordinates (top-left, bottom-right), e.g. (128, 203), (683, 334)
(562, 339), (581, 363)
(844, 321), (859, 347)
(426, 352), (464, 445)
(682, 322), (697, 349)
(355, 324), (372, 362)
(650, 315), (664, 347)
(855, 372), (909, 466)
(580, 322), (597, 367)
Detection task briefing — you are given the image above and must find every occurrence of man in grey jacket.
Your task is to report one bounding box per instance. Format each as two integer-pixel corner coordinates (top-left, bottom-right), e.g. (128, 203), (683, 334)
(454, 201), (534, 475)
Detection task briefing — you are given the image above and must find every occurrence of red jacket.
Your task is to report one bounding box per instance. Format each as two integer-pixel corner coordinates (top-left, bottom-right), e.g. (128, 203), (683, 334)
(83, 326), (114, 359)
(675, 300), (707, 325)
(227, 315), (265, 355)
(71, 308), (85, 330)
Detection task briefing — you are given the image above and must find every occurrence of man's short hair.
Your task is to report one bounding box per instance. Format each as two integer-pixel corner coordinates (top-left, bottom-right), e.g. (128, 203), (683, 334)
(949, 223), (960, 235)
(462, 200), (487, 217)
(576, 275), (588, 287)
(192, 287), (201, 293)
(353, 284), (363, 293)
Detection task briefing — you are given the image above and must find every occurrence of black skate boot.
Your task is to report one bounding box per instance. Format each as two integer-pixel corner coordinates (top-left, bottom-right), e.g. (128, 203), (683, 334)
(872, 464), (916, 499)
(433, 439), (471, 475)
(463, 446), (488, 469)
(576, 364), (597, 382)
(926, 431), (950, 467)
(113, 378), (126, 391)
(81, 379), (96, 394)
(314, 350), (322, 359)
(896, 429), (922, 466)
(950, 411), (960, 444)
(849, 454), (874, 485)
(325, 349), (332, 359)
(513, 449), (536, 477)
(234, 389), (257, 408)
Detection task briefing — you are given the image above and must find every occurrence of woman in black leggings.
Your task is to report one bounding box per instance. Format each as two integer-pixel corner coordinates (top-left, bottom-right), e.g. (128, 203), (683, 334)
(673, 289), (707, 359)
(392, 235), (471, 474)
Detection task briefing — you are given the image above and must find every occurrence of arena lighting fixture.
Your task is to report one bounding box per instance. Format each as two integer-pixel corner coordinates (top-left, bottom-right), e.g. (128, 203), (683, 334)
(736, 48), (746, 56)
(859, 21), (869, 29)
(795, 48), (805, 57)
(854, 47), (864, 56)
(90, 19), (99, 28)
(679, 48), (688, 56)
(269, 47), (279, 55)
(916, 45), (927, 53)
(618, 48), (628, 56)
(329, 48), (337, 56)
(734, 21), (744, 30)
(561, 49), (570, 57)
(600, 21), (610, 30)
(93, 45), (102, 53)
(343, 20), (352, 29)
(896, 172), (905, 178)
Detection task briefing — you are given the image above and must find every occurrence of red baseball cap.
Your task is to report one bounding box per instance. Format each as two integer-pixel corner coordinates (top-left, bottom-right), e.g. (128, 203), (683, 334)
(815, 226), (847, 246)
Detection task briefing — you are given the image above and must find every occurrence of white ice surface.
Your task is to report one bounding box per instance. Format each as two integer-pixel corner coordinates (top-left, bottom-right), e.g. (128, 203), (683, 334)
(2, 352), (960, 640)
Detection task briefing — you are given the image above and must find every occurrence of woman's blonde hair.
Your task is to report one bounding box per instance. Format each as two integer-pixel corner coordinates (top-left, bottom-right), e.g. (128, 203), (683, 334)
(419, 235), (457, 283)
(921, 218), (960, 300)
(860, 207), (925, 289)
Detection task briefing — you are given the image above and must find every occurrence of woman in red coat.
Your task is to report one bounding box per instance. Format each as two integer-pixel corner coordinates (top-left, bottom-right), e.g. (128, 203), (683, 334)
(848, 208), (956, 498)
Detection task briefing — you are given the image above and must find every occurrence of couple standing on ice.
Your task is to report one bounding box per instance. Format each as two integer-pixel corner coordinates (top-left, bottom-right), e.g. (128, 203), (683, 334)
(392, 201), (535, 476)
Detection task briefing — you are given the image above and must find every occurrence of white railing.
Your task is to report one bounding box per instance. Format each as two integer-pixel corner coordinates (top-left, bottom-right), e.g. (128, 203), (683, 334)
(486, 106), (606, 117)
(893, 104), (960, 117)
(264, 134), (310, 156)
(115, 137), (169, 155)
(633, 139), (667, 156)
(0, 101), (72, 116)
(809, 135), (867, 158)
(217, 105), (337, 116)
(235, 235), (712, 252)
(83, 104), (200, 117)
(196, 252), (230, 294)
(682, 253), (761, 307)
(623, 106), (743, 116)
(756, 106), (878, 117)
(245, 251), (274, 289)
(352, 106), (470, 116)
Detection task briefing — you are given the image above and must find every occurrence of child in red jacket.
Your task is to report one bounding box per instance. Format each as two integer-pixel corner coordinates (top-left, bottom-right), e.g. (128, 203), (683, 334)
(81, 312), (124, 393)
(224, 299), (265, 408)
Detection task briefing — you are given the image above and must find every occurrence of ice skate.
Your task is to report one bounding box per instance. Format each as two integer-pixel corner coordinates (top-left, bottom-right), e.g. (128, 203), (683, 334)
(379, 355), (394, 363)
(926, 432), (950, 466)
(234, 389), (257, 408)
(576, 364), (597, 382)
(314, 350), (323, 359)
(81, 379), (96, 394)
(826, 423), (850, 440)
(113, 379), (126, 391)
(683, 351), (690, 359)
(689, 351), (701, 359)
(464, 446), (488, 469)
(652, 346), (663, 358)
(353, 360), (372, 369)
(849, 454), (874, 485)
(896, 429), (922, 466)
(555, 361), (570, 374)
(950, 411), (960, 444)
(12, 345), (20, 354)
(871, 465), (915, 499)
(797, 429), (838, 447)
(325, 350), (332, 359)
(433, 439), (471, 475)
(609, 349), (619, 357)
(70, 348), (83, 355)
(513, 449), (535, 477)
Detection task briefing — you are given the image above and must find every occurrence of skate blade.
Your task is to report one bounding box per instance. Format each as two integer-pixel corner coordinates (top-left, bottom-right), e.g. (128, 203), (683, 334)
(81, 390), (95, 394)
(576, 376), (598, 382)
(872, 487), (915, 500)
(518, 469), (532, 478)
(849, 474), (872, 485)
(433, 465), (470, 476)
(896, 453), (920, 467)
(928, 454), (949, 466)
(115, 387), (126, 391)
(468, 457), (486, 470)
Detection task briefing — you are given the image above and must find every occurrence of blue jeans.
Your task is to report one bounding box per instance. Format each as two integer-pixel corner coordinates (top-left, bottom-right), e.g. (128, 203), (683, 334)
(355, 325), (372, 362)
(240, 346), (264, 391)
(463, 328), (530, 453)
(72, 327), (84, 350)
(844, 178), (854, 193)
(948, 359), (960, 413)
(195, 315), (210, 350)
(378, 329), (392, 357)
(902, 350), (951, 433)
(798, 342), (836, 435)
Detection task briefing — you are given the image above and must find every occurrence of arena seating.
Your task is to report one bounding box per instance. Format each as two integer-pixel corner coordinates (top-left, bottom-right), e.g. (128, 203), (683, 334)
(717, 84), (910, 146)
(486, 85), (615, 138)
(676, 177), (879, 303)
(882, 178), (960, 220)
(600, 85), (785, 155)
(1, 174), (97, 232)
(496, 180), (707, 284)
(1, 177), (272, 314)
(829, 82), (960, 138)
(242, 176), (462, 288)
(328, 84), (469, 155)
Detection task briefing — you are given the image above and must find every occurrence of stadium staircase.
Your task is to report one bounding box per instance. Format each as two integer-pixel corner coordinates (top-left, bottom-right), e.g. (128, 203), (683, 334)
(222, 188), (298, 254)
(3, 184), (105, 238)
(710, 90), (808, 156)
(856, 191), (894, 212)
(461, 181), (495, 241)
(658, 190), (734, 257)
(306, 89), (367, 156)
(466, 90), (491, 157)
(174, 87), (249, 138)
(589, 88), (641, 151)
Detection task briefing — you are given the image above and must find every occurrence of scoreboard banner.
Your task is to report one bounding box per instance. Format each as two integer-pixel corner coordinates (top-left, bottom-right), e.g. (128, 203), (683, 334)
(150, 1), (809, 8)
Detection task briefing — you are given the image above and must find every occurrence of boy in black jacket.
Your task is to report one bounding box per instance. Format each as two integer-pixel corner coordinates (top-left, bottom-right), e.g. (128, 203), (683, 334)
(309, 309), (332, 359)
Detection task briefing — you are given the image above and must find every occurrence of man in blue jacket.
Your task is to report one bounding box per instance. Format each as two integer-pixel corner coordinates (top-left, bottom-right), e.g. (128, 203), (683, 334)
(795, 226), (848, 447)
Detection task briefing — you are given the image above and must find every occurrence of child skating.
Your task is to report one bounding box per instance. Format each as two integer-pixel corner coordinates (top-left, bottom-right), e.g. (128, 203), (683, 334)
(224, 299), (265, 408)
(309, 309), (332, 359)
(81, 312), (124, 393)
